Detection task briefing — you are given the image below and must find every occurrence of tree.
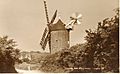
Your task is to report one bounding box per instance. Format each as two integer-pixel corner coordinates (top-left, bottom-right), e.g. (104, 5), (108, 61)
(84, 8), (119, 72)
(0, 36), (20, 73)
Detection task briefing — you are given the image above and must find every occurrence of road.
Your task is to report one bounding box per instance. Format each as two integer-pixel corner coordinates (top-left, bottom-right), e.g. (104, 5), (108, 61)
(16, 68), (43, 74)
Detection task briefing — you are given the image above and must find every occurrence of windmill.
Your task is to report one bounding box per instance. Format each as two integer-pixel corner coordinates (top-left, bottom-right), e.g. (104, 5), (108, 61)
(65, 13), (82, 30)
(40, 0), (82, 54)
(40, 0), (57, 53)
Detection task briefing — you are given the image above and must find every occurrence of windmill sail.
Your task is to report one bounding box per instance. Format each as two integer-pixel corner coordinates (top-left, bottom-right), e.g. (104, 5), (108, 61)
(43, 0), (49, 24)
(77, 20), (81, 24)
(77, 14), (82, 19)
(41, 28), (47, 41)
(41, 33), (50, 50)
(50, 10), (57, 24)
(40, 27), (49, 46)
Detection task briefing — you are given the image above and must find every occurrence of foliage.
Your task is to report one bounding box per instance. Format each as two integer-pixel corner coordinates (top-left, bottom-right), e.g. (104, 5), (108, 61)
(19, 51), (48, 64)
(0, 36), (20, 73)
(40, 44), (86, 73)
(84, 8), (119, 72)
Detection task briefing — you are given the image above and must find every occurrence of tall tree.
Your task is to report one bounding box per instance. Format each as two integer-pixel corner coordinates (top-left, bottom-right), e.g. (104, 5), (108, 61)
(0, 36), (20, 73)
(84, 8), (119, 72)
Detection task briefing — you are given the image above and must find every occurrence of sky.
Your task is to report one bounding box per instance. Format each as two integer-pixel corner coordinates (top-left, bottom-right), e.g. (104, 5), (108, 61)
(0, 0), (118, 52)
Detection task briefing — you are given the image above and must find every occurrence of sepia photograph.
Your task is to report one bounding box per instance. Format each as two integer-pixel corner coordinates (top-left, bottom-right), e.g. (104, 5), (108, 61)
(0, 0), (119, 73)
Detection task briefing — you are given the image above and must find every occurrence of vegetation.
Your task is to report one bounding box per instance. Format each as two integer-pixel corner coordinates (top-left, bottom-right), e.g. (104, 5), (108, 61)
(84, 8), (119, 72)
(19, 51), (48, 64)
(15, 51), (49, 70)
(40, 44), (88, 73)
(0, 36), (20, 73)
(40, 9), (119, 73)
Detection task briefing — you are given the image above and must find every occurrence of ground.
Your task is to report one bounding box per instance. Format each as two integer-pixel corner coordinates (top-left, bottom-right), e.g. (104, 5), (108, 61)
(15, 62), (43, 73)
(16, 68), (42, 73)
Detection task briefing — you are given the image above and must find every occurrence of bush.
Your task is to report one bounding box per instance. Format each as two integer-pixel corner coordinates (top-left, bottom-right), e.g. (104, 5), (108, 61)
(40, 44), (86, 73)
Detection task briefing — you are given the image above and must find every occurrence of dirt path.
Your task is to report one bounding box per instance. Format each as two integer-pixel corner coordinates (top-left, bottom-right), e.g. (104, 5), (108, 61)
(16, 68), (43, 73)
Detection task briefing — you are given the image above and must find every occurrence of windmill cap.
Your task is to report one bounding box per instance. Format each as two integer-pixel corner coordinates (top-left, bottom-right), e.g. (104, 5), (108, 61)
(50, 19), (66, 31)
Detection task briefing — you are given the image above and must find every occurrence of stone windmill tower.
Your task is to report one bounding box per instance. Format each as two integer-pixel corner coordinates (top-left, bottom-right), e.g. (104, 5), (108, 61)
(40, 0), (82, 54)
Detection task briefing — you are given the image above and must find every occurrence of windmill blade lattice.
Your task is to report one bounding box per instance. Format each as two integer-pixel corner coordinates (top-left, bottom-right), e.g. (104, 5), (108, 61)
(43, 0), (49, 24)
(42, 33), (50, 50)
(40, 27), (49, 49)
